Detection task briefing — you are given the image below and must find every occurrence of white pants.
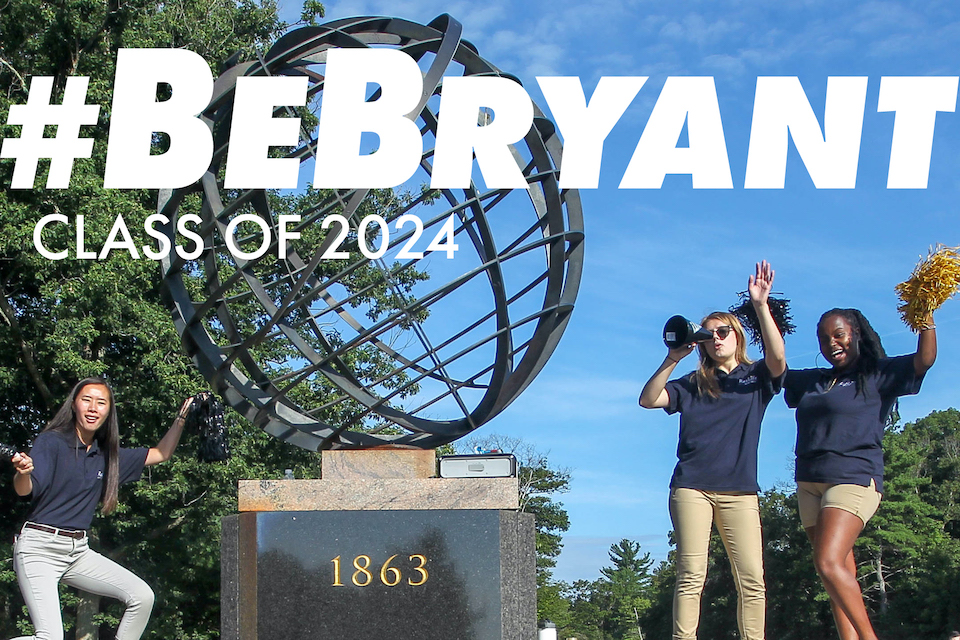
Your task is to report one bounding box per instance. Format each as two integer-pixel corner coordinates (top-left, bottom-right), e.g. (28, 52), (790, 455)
(12, 526), (154, 640)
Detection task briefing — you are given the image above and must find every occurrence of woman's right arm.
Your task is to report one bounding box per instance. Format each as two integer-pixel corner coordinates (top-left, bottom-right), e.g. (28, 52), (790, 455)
(639, 344), (695, 409)
(749, 260), (787, 378)
(11, 452), (33, 496)
(913, 313), (936, 376)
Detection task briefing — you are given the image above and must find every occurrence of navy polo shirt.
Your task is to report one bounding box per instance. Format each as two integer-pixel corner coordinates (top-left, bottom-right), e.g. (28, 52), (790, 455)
(25, 430), (148, 530)
(663, 360), (782, 492)
(783, 355), (924, 494)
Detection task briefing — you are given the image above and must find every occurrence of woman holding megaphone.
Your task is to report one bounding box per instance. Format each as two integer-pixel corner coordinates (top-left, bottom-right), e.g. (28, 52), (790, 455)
(639, 260), (786, 640)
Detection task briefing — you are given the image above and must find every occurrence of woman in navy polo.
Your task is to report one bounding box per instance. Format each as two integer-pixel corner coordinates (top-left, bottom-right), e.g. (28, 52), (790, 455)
(639, 261), (786, 640)
(9, 378), (194, 640)
(784, 309), (936, 640)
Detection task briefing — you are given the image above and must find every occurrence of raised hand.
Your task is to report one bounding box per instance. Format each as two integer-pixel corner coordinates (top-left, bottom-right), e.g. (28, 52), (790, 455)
(176, 395), (196, 425)
(748, 260), (775, 306)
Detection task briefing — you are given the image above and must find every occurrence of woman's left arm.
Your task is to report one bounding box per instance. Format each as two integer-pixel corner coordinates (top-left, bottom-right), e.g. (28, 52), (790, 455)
(145, 396), (194, 466)
(749, 260), (787, 378)
(914, 313), (937, 376)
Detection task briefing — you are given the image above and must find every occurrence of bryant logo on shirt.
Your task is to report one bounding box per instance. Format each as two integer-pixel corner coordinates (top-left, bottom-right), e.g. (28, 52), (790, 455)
(739, 376), (758, 386)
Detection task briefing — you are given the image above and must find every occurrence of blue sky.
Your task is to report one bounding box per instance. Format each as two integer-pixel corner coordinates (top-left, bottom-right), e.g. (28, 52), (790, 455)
(272, 0), (960, 582)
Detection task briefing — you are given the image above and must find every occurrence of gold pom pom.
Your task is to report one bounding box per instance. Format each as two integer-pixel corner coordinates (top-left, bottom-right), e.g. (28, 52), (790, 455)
(895, 244), (960, 331)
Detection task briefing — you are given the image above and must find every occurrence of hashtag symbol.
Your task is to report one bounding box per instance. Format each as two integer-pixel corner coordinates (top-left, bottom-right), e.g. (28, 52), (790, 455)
(1, 76), (101, 189)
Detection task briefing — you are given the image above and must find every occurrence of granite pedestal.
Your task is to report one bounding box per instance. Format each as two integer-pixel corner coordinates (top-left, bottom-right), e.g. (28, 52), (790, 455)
(221, 450), (536, 640)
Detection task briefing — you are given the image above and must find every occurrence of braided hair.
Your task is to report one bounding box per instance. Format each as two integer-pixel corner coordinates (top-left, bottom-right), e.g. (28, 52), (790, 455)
(817, 308), (887, 398)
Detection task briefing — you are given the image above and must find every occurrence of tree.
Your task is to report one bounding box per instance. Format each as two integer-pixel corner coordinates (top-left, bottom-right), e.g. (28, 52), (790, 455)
(0, 1), (289, 636)
(760, 410), (960, 640)
(562, 539), (655, 640)
(458, 433), (572, 623)
(759, 486), (834, 640)
(863, 409), (960, 638)
(588, 410), (960, 640)
(638, 488), (836, 640)
(564, 578), (608, 640)
(0, 2), (432, 639)
(640, 554), (676, 640)
(600, 539), (654, 639)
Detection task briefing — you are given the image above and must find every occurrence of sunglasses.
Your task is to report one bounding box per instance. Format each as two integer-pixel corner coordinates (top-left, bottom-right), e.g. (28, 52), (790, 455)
(707, 325), (734, 340)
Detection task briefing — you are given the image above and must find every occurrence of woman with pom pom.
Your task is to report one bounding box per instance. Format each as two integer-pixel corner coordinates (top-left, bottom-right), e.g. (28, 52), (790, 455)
(783, 308), (936, 640)
(639, 260), (786, 640)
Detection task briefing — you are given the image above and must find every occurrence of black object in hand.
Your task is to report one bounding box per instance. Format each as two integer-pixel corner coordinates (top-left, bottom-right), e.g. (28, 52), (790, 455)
(187, 392), (230, 462)
(663, 315), (714, 348)
(728, 291), (796, 350)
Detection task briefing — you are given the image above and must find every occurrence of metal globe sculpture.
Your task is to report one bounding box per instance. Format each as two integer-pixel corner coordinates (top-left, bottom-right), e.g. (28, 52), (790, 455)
(158, 14), (584, 450)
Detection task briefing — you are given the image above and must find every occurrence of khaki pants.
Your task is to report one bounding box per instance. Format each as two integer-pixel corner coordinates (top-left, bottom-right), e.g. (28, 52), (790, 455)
(670, 488), (765, 640)
(796, 479), (882, 528)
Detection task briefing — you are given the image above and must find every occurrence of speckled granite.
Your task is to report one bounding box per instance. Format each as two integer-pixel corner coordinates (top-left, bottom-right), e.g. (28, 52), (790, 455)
(322, 448), (437, 479)
(222, 513), (258, 640)
(220, 516), (238, 640)
(238, 477), (520, 511)
(221, 510), (536, 640)
(501, 512), (537, 640)
(225, 449), (532, 640)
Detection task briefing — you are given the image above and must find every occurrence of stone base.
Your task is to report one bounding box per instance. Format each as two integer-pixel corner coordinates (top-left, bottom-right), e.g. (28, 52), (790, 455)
(238, 477), (519, 511)
(322, 448), (437, 479)
(221, 510), (535, 640)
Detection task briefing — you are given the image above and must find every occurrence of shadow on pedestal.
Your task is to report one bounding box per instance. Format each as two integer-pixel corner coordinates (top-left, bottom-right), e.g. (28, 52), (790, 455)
(222, 510), (535, 640)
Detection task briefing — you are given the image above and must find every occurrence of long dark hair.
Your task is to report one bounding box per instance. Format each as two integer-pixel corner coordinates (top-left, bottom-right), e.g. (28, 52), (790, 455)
(818, 308), (887, 397)
(43, 377), (121, 514)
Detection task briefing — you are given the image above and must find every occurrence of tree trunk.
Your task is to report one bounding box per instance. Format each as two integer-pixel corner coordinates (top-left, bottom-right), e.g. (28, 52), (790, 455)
(76, 592), (101, 640)
(0, 285), (54, 410)
(873, 547), (888, 615)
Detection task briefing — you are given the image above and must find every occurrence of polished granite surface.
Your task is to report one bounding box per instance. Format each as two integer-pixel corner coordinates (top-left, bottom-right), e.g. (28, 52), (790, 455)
(223, 509), (534, 640)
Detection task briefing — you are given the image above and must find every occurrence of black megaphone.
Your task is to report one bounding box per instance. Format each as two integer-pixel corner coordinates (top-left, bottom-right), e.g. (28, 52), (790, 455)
(663, 315), (714, 348)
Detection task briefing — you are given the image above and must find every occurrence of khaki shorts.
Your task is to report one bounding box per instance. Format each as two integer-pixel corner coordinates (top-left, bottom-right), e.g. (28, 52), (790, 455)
(796, 479), (882, 529)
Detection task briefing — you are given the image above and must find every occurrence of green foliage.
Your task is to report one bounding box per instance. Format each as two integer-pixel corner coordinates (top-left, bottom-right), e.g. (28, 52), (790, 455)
(864, 409), (960, 638)
(562, 539), (655, 640)
(0, 2), (450, 639)
(297, 0), (325, 26)
(459, 433), (571, 570)
(457, 433), (572, 624)
(563, 409), (960, 640)
(564, 579), (608, 640)
(599, 539), (654, 638)
(759, 486), (834, 640)
(639, 554), (676, 640)
(0, 1), (287, 633)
